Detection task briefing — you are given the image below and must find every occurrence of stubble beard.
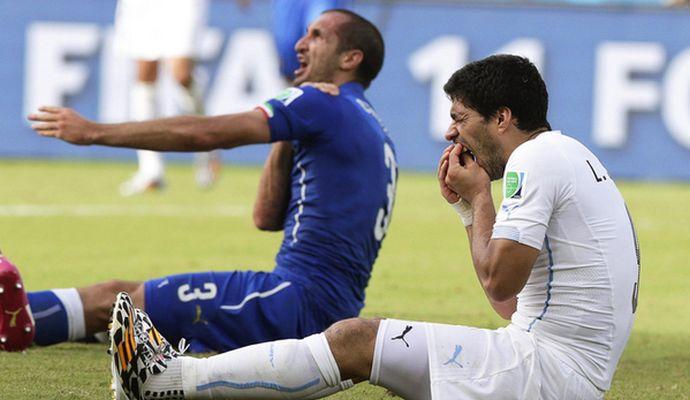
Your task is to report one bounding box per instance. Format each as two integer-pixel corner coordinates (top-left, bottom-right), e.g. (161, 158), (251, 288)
(475, 130), (506, 181)
(298, 57), (339, 86)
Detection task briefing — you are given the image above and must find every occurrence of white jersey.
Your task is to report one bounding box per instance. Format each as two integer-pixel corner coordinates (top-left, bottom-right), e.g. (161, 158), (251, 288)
(492, 131), (639, 391)
(113, 0), (208, 60)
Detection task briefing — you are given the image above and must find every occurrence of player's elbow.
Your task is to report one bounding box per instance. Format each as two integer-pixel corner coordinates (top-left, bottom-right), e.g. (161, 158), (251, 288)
(253, 210), (284, 232)
(482, 271), (519, 303)
(486, 287), (515, 303)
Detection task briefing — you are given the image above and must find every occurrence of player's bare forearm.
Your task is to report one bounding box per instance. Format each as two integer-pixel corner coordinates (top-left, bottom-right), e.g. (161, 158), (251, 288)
(467, 191), (538, 304)
(466, 191), (502, 296)
(253, 142), (293, 231)
(29, 107), (270, 151)
(465, 195), (516, 319)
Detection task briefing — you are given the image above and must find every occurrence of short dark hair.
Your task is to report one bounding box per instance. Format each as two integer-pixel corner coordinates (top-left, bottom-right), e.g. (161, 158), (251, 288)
(327, 9), (384, 88)
(443, 55), (550, 132)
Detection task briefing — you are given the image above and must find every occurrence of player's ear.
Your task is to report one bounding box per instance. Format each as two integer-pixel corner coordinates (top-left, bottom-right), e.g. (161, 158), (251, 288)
(339, 49), (364, 73)
(495, 107), (513, 134)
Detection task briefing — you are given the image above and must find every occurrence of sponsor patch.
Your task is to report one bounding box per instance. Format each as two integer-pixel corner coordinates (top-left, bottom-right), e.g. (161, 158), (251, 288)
(504, 171), (526, 199)
(274, 87), (304, 106)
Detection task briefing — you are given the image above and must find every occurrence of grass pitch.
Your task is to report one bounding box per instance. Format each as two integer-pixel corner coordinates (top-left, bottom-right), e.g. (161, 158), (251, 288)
(0, 159), (688, 399)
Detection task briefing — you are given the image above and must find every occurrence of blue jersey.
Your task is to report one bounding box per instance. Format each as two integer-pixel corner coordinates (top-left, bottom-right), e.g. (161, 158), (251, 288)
(259, 82), (397, 323)
(142, 83), (395, 352)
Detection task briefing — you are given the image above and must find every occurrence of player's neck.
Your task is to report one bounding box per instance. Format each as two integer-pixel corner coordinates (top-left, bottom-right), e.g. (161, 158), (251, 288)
(331, 72), (359, 88)
(501, 127), (549, 160)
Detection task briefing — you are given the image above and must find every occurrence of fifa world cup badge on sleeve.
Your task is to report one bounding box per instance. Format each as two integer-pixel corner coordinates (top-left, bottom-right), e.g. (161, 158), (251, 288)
(504, 171), (526, 199)
(274, 87), (304, 106)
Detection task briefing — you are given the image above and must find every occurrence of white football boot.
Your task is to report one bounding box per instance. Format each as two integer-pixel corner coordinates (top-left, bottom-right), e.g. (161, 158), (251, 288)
(109, 292), (187, 400)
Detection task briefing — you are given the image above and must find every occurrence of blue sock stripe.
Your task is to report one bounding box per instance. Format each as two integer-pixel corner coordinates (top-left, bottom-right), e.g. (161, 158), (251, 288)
(196, 377), (321, 393)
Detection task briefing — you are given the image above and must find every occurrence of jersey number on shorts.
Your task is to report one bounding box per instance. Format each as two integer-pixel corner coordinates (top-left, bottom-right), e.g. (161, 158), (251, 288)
(178, 283), (218, 302)
(374, 142), (397, 242)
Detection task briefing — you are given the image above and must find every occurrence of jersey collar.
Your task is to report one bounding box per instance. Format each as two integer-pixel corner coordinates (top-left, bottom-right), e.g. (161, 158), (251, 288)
(339, 81), (366, 96)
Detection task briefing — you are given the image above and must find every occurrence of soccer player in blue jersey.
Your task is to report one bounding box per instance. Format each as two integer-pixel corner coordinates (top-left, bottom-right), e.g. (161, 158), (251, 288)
(14, 9), (394, 353)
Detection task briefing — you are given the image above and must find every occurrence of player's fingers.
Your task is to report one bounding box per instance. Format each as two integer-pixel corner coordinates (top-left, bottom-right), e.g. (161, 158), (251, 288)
(460, 151), (475, 166)
(35, 128), (58, 137)
(27, 113), (58, 122)
(38, 106), (62, 113)
(448, 144), (462, 168)
(444, 174), (454, 188)
(31, 122), (58, 131)
(438, 159), (448, 181)
(438, 149), (449, 171)
(441, 144), (453, 159)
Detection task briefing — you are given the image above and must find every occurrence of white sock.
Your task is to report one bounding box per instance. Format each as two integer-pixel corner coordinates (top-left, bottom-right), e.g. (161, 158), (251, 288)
(52, 288), (86, 341)
(130, 81), (163, 179)
(174, 81), (204, 115)
(167, 333), (349, 399)
(174, 81), (217, 171)
(142, 357), (185, 400)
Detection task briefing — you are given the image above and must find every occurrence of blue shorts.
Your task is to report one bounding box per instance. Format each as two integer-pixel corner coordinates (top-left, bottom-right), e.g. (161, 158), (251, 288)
(144, 271), (326, 352)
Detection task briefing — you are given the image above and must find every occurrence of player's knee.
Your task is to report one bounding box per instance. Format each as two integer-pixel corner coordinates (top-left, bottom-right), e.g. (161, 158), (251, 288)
(86, 280), (141, 312)
(325, 318), (381, 382)
(77, 280), (142, 334)
(101, 280), (140, 297)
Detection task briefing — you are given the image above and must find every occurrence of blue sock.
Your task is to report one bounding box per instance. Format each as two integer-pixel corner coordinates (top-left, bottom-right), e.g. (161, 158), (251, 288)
(28, 289), (85, 345)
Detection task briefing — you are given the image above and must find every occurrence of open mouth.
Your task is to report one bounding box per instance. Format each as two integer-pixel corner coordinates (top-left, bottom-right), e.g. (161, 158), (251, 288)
(294, 58), (309, 77)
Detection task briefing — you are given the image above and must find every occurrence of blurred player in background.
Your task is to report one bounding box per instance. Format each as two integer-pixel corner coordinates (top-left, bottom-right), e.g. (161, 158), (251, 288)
(99, 55), (637, 400)
(10, 10), (394, 364)
(114, 0), (220, 195)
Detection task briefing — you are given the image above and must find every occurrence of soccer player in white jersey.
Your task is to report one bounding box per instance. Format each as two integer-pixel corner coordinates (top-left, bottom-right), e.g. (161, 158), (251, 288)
(104, 55), (639, 400)
(114, 0), (220, 195)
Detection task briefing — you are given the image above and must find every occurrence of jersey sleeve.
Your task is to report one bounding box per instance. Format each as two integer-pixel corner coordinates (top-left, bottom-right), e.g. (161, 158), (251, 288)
(256, 86), (341, 142)
(492, 143), (574, 250)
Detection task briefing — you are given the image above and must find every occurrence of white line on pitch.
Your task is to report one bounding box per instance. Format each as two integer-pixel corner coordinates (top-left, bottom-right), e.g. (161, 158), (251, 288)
(0, 204), (247, 217)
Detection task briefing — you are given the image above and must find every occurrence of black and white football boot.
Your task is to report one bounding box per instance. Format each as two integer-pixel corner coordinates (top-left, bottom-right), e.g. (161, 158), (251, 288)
(109, 292), (187, 400)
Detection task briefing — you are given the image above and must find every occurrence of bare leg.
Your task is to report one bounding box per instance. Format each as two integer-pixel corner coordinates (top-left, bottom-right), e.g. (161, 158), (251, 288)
(77, 280), (144, 336)
(137, 59), (159, 83)
(325, 318), (381, 383)
(169, 57), (194, 88)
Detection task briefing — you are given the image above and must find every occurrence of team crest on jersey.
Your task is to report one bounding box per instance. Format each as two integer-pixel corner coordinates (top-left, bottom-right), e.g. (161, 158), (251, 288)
(274, 87), (304, 106)
(504, 171), (526, 199)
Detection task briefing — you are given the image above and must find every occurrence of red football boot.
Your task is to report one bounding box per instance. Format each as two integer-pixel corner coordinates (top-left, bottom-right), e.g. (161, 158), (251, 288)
(0, 253), (35, 351)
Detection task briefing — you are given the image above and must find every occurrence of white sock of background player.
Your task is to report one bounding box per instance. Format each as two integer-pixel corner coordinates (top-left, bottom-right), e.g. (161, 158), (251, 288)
(173, 80), (221, 189)
(130, 81), (164, 181)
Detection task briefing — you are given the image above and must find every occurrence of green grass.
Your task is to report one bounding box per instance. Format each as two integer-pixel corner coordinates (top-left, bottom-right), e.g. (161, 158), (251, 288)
(0, 159), (688, 399)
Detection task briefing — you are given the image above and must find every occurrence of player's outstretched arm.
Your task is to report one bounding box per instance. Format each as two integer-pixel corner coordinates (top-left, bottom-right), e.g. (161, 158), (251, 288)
(253, 142), (293, 231)
(28, 106), (270, 151)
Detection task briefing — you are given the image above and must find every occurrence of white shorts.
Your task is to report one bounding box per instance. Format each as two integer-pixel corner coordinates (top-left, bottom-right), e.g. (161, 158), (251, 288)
(113, 0), (208, 60)
(370, 319), (604, 400)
